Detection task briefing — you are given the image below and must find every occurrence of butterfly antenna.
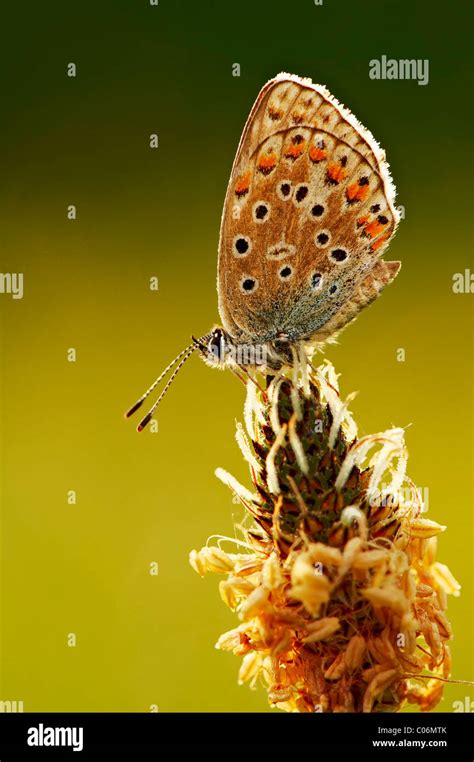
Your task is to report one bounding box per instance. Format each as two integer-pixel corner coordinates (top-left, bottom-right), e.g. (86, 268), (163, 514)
(191, 334), (209, 353)
(136, 345), (197, 431)
(125, 342), (195, 420)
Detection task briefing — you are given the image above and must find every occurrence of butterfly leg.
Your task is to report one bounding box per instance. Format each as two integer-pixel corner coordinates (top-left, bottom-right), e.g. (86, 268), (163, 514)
(236, 365), (268, 401)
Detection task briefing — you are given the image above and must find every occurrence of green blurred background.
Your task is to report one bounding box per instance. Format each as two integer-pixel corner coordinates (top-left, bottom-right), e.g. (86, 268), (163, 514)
(0, 0), (472, 712)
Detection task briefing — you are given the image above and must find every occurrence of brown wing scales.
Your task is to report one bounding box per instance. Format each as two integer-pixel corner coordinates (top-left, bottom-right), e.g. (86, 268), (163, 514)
(217, 73), (400, 344)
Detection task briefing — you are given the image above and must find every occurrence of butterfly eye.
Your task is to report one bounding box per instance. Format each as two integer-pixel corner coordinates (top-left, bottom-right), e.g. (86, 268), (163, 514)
(315, 231), (331, 248)
(311, 272), (323, 289)
(253, 202), (270, 222)
(311, 204), (324, 217)
(279, 266), (293, 280)
(329, 283), (339, 296)
(233, 235), (251, 256)
(208, 329), (226, 361)
(241, 277), (258, 293)
(330, 248), (348, 263)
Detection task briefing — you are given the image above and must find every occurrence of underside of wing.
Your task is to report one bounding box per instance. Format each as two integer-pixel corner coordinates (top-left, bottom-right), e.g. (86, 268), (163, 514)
(217, 73), (400, 344)
(309, 259), (401, 344)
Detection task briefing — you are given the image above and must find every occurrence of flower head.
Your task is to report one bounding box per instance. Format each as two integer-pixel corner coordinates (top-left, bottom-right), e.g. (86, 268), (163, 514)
(190, 360), (459, 712)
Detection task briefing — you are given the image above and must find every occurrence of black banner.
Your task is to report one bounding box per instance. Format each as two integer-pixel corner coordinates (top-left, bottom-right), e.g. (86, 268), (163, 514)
(0, 712), (472, 757)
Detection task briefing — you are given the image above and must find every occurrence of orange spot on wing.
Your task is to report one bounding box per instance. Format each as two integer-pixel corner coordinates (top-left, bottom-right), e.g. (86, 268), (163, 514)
(327, 162), (347, 184)
(357, 215), (370, 227)
(346, 182), (369, 203)
(285, 142), (305, 160)
(370, 233), (390, 252)
(257, 153), (277, 174)
(309, 146), (327, 163)
(364, 220), (386, 238)
(235, 170), (252, 197)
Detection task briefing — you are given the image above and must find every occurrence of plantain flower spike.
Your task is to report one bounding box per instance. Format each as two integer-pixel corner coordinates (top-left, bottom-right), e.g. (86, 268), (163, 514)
(190, 357), (459, 713)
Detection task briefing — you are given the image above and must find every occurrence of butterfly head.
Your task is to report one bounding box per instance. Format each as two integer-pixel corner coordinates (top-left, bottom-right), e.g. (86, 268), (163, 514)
(125, 327), (236, 432)
(195, 327), (235, 369)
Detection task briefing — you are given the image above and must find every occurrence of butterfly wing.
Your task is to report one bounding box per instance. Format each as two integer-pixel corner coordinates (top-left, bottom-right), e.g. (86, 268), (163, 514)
(217, 73), (400, 345)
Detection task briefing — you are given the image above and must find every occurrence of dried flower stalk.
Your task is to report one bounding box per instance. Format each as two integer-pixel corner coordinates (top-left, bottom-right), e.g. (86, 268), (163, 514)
(190, 359), (460, 713)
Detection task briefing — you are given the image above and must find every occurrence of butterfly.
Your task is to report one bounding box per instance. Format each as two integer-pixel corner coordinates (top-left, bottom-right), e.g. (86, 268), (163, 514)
(126, 72), (400, 431)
